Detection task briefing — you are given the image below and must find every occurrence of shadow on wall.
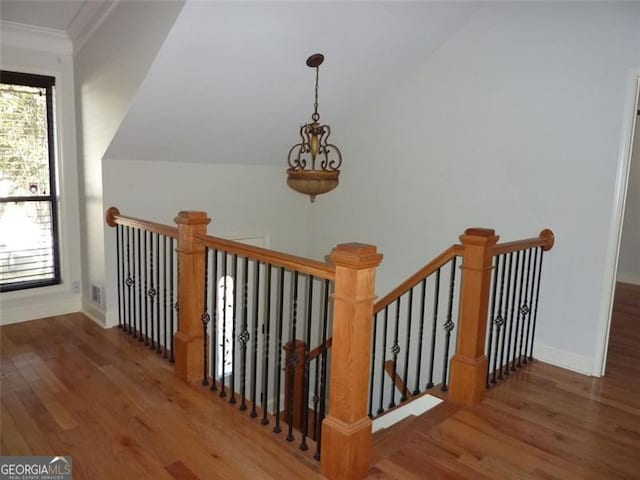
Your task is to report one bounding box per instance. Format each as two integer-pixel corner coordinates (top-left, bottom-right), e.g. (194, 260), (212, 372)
(617, 109), (640, 286)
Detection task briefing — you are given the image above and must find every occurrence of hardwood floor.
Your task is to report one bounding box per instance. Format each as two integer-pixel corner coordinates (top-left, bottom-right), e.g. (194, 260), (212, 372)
(2, 283), (639, 479)
(0, 313), (318, 479)
(370, 282), (640, 479)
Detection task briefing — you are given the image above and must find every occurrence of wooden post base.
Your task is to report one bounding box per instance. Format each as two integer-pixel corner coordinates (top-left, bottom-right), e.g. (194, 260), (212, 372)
(320, 416), (372, 480)
(449, 354), (489, 406)
(174, 331), (204, 382)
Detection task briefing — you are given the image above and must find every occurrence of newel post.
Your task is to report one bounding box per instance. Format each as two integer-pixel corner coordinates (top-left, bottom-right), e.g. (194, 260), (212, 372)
(174, 211), (211, 382)
(321, 243), (383, 480)
(449, 227), (499, 406)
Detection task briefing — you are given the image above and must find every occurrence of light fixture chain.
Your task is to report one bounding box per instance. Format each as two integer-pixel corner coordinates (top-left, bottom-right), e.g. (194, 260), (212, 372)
(312, 66), (320, 122)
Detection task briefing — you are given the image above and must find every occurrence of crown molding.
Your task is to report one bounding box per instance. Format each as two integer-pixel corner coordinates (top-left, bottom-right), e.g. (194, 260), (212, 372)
(0, 20), (72, 55)
(67, 0), (119, 56)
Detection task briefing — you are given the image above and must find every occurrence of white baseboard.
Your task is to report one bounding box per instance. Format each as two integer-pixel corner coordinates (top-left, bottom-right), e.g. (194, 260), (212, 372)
(81, 300), (107, 328)
(616, 272), (640, 286)
(533, 343), (594, 376)
(372, 394), (442, 433)
(0, 292), (81, 325)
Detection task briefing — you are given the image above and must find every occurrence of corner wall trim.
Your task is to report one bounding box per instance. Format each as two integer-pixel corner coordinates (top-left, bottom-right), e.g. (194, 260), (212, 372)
(534, 343), (594, 377)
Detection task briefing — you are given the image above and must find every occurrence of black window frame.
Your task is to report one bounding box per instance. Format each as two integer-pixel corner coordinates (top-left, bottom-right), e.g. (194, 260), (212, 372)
(0, 70), (61, 292)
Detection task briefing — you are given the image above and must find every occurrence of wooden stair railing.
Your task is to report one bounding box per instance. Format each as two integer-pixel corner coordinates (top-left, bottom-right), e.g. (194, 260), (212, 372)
(107, 207), (382, 480)
(374, 244), (463, 314)
(107, 207), (554, 480)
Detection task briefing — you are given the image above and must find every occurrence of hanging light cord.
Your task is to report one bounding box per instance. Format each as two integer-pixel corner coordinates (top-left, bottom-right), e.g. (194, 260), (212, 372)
(312, 66), (320, 123)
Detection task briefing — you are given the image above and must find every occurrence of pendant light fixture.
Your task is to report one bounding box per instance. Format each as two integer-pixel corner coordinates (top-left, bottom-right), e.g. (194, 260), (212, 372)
(287, 53), (342, 202)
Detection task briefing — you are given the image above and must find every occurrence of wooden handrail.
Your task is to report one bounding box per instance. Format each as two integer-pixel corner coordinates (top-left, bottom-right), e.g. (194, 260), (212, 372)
(106, 207), (178, 238)
(195, 233), (336, 281)
(309, 337), (333, 360)
(374, 244), (463, 314)
(493, 229), (554, 255)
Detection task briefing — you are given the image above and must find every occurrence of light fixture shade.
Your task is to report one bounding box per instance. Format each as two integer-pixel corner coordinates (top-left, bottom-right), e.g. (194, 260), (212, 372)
(286, 168), (340, 202)
(286, 53), (342, 202)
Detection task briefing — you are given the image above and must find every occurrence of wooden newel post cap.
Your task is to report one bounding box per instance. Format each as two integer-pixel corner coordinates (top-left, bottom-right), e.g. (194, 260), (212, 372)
(459, 227), (499, 246)
(174, 211), (211, 226)
(540, 229), (555, 251)
(330, 243), (383, 269)
(106, 206), (120, 227)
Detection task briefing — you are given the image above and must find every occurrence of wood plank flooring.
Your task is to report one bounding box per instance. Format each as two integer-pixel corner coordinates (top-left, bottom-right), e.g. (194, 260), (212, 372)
(2, 282), (638, 479)
(370, 282), (640, 479)
(0, 313), (318, 480)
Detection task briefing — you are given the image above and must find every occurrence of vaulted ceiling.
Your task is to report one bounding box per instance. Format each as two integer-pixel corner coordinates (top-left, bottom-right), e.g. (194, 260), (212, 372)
(104, 1), (482, 166)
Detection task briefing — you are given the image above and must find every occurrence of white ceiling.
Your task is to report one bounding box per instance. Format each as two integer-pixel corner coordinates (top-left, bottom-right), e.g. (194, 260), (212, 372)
(0, 0), (115, 51)
(105, 1), (482, 166)
(0, 0), (87, 30)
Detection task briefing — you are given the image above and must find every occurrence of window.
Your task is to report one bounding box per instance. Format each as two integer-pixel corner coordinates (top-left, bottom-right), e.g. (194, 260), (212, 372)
(0, 71), (60, 292)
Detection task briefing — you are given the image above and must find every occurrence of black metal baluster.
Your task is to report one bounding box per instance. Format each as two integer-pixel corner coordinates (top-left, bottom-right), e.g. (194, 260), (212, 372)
(116, 225), (123, 329)
(210, 250), (218, 391)
(314, 279), (330, 461)
(518, 249), (533, 366)
(250, 261), (260, 417)
(486, 255), (500, 388)
(261, 264), (272, 425)
(126, 226), (133, 334)
(230, 254), (238, 405)
(377, 306), (389, 415)
(513, 250), (526, 370)
(143, 230), (149, 344)
(500, 253), (513, 378)
(239, 256), (249, 411)
(413, 279), (427, 395)
(155, 233), (161, 353)
(388, 298), (401, 409)
(441, 256), (457, 391)
(163, 235), (168, 358)
(368, 312), (378, 418)
(169, 237), (176, 363)
(286, 271), (299, 442)
(493, 254), (507, 383)
(401, 288), (413, 402)
(220, 253), (228, 398)
(427, 268), (441, 389)
(507, 251), (521, 372)
(300, 275), (314, 451)
(523, 247), (538, 364)
(529, 248), (544, 360)
(273, 267), (285, 434)
(148, 232), (155, 349)
(202, 247), (210, 386)
(137, 228), (143, 341)
(313, 352), (321, 436)
(176, 247), (180, 333)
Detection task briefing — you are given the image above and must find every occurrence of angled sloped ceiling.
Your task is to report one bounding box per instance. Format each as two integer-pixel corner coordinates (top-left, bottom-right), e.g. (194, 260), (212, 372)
(104, 1), (480, 165)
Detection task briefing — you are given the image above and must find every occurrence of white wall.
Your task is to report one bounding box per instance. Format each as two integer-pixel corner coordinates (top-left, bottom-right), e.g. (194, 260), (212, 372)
(0, 23), (83, 324)
(618, 116), (640, 285)
(101, 159), (309, 326)
(74, 0), (185, 324)
(308, 2), (640, 375)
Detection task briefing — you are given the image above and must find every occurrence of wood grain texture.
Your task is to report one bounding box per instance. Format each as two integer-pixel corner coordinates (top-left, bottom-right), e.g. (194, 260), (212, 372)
(321, 243), (383, 480)
(0, 313), (318, 480)
(174, 211), (210, 382)
(371, 282), (640, 479)
(374, 245), (462, 313)
(195, 233), (336, 280)
(449, 228), (498, 406)
(106, 207), (178, 239)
